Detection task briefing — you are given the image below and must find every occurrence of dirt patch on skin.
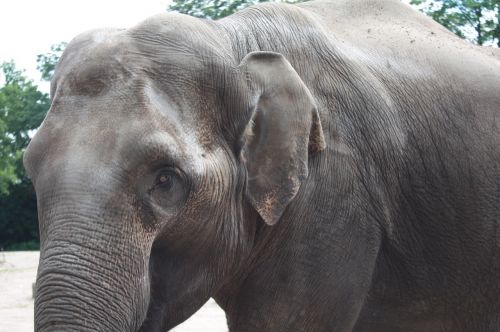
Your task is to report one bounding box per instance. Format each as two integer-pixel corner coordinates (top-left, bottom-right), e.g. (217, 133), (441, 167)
(0, 251), (227, 332)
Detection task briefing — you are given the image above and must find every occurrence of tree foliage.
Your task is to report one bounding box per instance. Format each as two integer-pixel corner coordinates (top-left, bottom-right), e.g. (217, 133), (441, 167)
(411, 0), (500, 46)
(169, 0), (267, 19)
(36, 42), (67, 82)
(0, 62), (49, 250)
(0, 178), (39, 250)
(169, 0), (300, 20)
(0, 43), (61, 250)
(0, 62), (49, 194)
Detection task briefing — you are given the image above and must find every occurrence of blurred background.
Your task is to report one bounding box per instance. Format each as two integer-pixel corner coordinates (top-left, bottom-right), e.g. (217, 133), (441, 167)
(0, 0), (498, 252)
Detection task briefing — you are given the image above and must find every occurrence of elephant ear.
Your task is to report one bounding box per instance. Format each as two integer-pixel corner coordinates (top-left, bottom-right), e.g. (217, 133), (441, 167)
(239, 51), (326, 226)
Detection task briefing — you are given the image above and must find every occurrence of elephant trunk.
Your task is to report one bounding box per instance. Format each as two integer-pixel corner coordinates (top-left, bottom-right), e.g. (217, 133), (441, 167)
(34, 203), (152, 331)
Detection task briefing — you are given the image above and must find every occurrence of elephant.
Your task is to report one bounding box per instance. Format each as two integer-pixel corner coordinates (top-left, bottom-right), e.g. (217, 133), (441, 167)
(24, 0), (500, 331)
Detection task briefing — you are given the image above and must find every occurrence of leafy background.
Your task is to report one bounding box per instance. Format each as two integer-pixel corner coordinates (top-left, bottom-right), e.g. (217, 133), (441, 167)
(0, 0), (498, 250)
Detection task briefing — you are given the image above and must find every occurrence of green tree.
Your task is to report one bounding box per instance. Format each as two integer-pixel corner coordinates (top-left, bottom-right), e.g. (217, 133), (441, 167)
(0, 177), (40, 250)
(169, 0), (268, 19)
(0, 42), (64, 250)
(36, 42), (67, 82)
(0, 62), (50, 250)
(169, 0), (301, 20)
(410, 0), (500, 46)
(0, 62), (49, 194)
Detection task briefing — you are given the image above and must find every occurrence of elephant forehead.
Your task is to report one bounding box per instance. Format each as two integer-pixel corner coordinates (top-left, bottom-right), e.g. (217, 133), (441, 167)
(61, 60), (128, 97)
(54, 29), (137, 98)
(31, 88), (211, 183)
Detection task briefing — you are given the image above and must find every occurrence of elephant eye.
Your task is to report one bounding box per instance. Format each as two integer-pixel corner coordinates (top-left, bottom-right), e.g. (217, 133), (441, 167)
(149, 168), (188, 209)
(156, 172), (173, 190)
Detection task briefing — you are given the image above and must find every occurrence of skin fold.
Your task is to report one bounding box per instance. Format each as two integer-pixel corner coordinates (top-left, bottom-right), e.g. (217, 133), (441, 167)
(23, 0), (500, 331)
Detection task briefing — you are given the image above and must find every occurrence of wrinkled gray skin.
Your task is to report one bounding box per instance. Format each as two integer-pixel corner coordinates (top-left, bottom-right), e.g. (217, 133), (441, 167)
(24, 0), (500, 331)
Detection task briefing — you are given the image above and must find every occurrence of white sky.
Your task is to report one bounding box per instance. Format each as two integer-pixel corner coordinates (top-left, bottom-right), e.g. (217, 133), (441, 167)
(0, 0), (171, 92)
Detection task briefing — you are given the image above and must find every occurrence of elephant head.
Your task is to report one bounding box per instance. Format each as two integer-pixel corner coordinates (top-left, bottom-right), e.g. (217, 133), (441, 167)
(24, 15), (324, 331)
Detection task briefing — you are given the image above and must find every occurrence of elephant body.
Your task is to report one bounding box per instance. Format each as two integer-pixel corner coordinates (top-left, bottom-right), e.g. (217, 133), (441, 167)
(25, 0), (500, 331)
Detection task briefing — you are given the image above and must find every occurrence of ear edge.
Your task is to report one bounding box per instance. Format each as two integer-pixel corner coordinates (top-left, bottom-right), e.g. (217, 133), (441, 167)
(309, 107), (326, 154)
(247, 175), (303, 226)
